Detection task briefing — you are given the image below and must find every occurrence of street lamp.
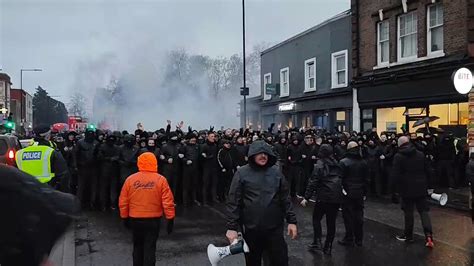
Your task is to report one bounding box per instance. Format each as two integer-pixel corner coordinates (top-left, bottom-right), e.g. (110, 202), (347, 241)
(241, 0), (248, 127)
(20, 68), (42, 91)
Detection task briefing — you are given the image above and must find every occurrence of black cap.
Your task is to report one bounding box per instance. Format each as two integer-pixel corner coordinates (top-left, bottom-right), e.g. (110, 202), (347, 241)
(33, 125), (51, 136)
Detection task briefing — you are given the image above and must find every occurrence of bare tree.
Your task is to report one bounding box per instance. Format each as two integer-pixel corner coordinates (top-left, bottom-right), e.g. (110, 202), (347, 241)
(68, 92), (87, 117)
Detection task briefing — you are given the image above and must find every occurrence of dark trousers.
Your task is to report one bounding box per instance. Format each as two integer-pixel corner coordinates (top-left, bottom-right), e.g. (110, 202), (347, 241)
(202, 167), (218, 204)
(77, 166), (98, 207)
(130, 218), (160, 266)
(368, 166), (380, 196)
(288, 165), (302, 197)
(312, 202), (339, 242)
(217, 170), (233, 201)
(162, 165), (178, 195)
(182, 165), (199, 205)
(401, 197), (433, 237)
(436, 160), (454, 188)
(99, 173), (118, 210)
(243, 226), (288, 266)
(341, 197), (364, 242)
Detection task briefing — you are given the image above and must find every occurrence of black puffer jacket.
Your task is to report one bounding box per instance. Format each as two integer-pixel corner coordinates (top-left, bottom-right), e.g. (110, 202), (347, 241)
(75, 138), (99, 167)
(305, 145), (343, 204)
(391, 143), (430, 198)
(181, 142), (200, 167)
(274, 141), (288, 166)
(287, 142), (303, 165)
(201, 141), (219, 169)
(339, 147), (370, 198)
(226, 140), (297, 231)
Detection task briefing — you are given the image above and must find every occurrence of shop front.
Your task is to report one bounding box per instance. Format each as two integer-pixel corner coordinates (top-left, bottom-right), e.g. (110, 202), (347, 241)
(357, 67), (469, 137)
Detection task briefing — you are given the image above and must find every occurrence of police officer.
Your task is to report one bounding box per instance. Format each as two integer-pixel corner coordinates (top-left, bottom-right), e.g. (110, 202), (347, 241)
(15, 125), (69, 190)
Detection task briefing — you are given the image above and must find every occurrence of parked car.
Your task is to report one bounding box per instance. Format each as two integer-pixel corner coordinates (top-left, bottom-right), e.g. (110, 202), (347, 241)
(0, 135), (22, 166)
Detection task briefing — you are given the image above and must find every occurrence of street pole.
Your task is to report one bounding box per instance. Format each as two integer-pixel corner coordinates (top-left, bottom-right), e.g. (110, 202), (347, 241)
(242, 0), (247, 127)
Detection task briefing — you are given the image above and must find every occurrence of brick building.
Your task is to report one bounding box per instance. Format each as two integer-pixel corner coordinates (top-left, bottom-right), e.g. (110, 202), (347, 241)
(352, 0), (474, 136)
(10, 88), (33, 134)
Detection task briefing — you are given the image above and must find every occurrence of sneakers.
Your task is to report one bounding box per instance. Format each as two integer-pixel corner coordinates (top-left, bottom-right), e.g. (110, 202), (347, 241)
(395, 235), (414, 243)
(425, 236), (434, 248)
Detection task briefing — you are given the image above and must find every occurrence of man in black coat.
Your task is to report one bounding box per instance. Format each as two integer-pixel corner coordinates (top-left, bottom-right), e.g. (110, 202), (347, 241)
(287, 134), (303, 197)
(181, 132), (201, 206)
(75, 129), (100, 209)
(159, 132), (182, 196)
(391, 136), (434, 248)
(217, 139), (235, 202)
(201, 132), (219, 205)
(299, 134), (317, 198)
(226, 140), (297, 266)
(97, 135), (120, 211)
(233, 135), (249, 167)
(118, 134), (138, 189)
(338, 142), (369, 247)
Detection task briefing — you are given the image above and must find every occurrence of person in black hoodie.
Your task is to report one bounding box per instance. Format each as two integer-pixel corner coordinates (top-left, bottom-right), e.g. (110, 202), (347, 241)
(217, 139), (235, 202)
(226, 140), (297, 266)
(274, 133), (288, 177)
(118, 134), (138, 189)
(299, 134), (317, 198)
(301, 144), (343, 255)
(97, 135), (120, 211)
(62, 131), (78, 194)
(366, 139), (383, 196)
(287, 134), (303, 197)
(159, 132), (181, 196)
(338, 142), (369, 247)
(181, 132), (201, 207)
(436, 134), (456, 188)
(201, 132), (219, 205)
(391, 136), (434, 248)
(233, 135), (249, 167)
(76, 129), (100, 209)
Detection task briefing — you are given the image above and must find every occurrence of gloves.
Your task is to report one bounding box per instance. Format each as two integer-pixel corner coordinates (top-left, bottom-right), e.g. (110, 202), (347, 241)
(300, 199), (308, 207)
(379, 155), (385, 160)
(302, 155), (307, 159)
(167, 219), (174, 234)
(159, 155), (165, 160)
(122, 218), (131, 229)
(427, 189), (434, 195)
(202, 153), (207, 158)
(222, 169), (227, 173)
(186, 160), (192, 165)
(168, 158), (173, 164)
(311, 156), (316, 160)
(178, 154), (184, 159)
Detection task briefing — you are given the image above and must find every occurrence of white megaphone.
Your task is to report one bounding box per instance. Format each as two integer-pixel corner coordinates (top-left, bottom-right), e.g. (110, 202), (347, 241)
(430, 192), (448, 206)
(207, 234), (249, 266)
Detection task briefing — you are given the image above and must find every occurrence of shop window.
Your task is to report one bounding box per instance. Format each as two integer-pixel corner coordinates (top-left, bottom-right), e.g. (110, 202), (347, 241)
(263, 73), (272, 101)
(362, 109), (373, 119)
(398, 12), (418, 61)
(336, 111), (346, 121)
(430, 103), (468, 127)
(377, 107), (405, 135)
(428, 4), (444, 55)
(377, 21), (390, 66)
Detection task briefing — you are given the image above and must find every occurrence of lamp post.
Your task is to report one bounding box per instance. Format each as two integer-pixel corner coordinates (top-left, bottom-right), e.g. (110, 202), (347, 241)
(241, 0), (248, 127)
(20, 68), (42, 91)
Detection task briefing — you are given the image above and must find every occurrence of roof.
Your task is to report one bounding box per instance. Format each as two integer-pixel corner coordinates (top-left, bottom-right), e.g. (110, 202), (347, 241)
(0, 73), (12, 84)
(261, 9), (351, 55)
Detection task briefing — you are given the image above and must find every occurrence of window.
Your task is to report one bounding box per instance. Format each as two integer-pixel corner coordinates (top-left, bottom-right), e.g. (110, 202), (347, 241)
(377, 21), (390, 65)
(263, 73), (271, 100)
(331, 50), (348, 89)
(336, 111), (346, 121)
(304, 58), (316, 92)
(428, 4), (444, 55)
(280, 67), (289, 97)
(398, 12), (418, 61)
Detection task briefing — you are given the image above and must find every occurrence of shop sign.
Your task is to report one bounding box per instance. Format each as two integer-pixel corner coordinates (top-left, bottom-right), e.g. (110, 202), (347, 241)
(278, 102), (295, 112)
(453, 68), (473, 94)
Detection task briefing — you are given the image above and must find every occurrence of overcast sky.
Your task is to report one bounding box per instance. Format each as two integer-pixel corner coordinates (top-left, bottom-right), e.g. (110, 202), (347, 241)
(1, 0), (349, 99)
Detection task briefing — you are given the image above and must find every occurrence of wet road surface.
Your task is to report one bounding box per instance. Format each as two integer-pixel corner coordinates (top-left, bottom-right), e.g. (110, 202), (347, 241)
(75, 199), (473, 266)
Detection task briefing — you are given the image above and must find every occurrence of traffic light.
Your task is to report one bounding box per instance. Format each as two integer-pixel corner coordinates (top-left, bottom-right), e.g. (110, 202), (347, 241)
(4, 121), (14, 129)
(87, 124), (96, 131)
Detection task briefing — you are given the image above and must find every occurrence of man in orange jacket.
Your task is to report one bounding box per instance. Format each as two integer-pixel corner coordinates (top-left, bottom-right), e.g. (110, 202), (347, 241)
(119, 152), (175, 266)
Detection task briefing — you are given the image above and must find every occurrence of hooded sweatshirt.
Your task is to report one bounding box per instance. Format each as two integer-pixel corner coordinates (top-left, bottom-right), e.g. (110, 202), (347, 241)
(119, 152), (175, 219)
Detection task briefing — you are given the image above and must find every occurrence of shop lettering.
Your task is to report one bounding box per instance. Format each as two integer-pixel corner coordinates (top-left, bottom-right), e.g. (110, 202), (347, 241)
(22, 151), (42, 160)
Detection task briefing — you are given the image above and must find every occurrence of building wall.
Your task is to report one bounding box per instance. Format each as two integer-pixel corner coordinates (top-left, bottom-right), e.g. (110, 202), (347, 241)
(0, 73), (12, 117)
(260, 11), (352, 104)
(352, 0), (469, 75)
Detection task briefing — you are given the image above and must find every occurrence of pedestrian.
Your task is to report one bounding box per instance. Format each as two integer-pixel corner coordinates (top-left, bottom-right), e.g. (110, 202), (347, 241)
(118, 134), (139, 189)
(76, 128), (100, 209)
(217, 139), (235, 202)
(226, 140), (297, 266)
(391, 136), (434, 248)
(338, 141), (369, 247)
(301, 144), (343, 255)
(159, 132), (182, 196)
(287, 134), (303, 198)
(97, 135), (120, 211)
(436, 134), (456, 188)
(274, 133), (288, 176)
(234, 135), (249, 167)
(62, 131), (78, 194)
(16, 125), (69, 191)
(299, 134), (317, 198)
(201, 132), (219, 205)
(180, 132), (201, 206)
(119, 152), (175, 266)
(366, 139), (382, 196)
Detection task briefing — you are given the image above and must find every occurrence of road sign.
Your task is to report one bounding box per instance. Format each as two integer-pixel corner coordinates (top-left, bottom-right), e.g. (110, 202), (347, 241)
(266, 84), (280, 95)
(240, 87), (249, 96)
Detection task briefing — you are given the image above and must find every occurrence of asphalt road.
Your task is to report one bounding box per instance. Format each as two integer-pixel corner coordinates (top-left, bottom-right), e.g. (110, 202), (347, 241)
(75, 198), (473, 266)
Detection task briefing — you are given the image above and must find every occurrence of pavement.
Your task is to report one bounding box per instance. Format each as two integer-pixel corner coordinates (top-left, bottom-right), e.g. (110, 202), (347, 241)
(71, 197), (473, 266)
(50, 225), (76, 266)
